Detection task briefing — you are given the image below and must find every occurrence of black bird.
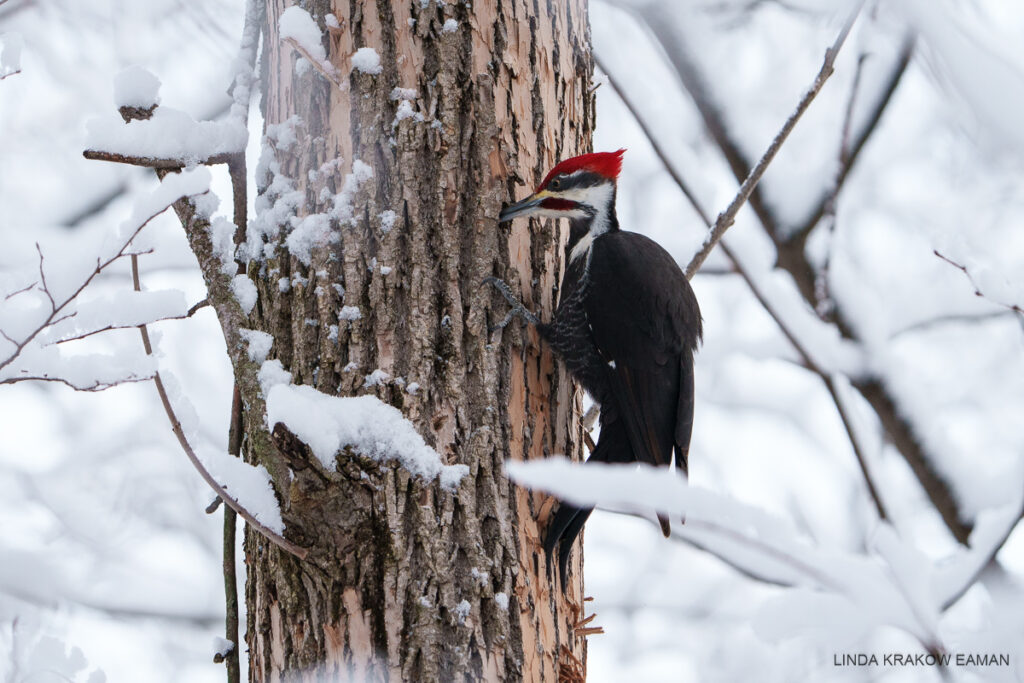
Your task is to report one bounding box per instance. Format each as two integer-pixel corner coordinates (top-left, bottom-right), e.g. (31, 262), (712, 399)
(485, 149), (702, 588)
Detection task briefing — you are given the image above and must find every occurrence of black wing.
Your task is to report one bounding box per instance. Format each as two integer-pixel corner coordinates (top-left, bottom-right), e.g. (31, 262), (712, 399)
(584, 231), (702, 474)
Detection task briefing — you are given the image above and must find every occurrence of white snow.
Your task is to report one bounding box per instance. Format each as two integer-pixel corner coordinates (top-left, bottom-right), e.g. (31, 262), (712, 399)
(454, 599), (471, 624)
(390, 87), (417, 101)
(363, 369), (390, 388)
(113, 66), (161, 108)
(239, 329), (274, 363)
(394, 99), (417, 123)
(122, 168), (211, 242)
(330, 160), (374, 225)
(325, 14), (340, 29)
(1, 32), (22, 77)
(338, 306), (362, 321)
(506, 457), (958, 651)
(351, 47), (382, 75)
(198, 445), (284, 534)
(265, 382), (468, 490)
(442, 19), (459, 33)
(85, 107), (247, 166)
(211, 637), (234, 658)
(405, 382), (420, 395)
(494, 592), (509, 610)
(208, 216), (237, 275)
(231, 275), (258, 315)
(285, 211), (331, 266)
(258, 359), (292, 396)
(379, 210), (398, 233)
(279, 6), (326, 63)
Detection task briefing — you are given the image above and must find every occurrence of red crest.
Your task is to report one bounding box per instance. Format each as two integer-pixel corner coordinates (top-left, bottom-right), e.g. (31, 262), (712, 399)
(537, 149), (625, 191)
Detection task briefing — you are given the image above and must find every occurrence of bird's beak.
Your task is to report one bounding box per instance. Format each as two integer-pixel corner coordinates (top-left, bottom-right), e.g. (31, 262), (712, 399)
(499, 190), (552, 222)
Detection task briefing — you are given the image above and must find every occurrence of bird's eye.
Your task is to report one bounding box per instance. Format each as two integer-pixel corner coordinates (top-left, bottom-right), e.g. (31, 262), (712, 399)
(550, 178), (562, 190)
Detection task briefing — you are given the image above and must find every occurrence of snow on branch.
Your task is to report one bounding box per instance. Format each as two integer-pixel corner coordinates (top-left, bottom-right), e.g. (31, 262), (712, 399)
(934, 251), (1024, 323)
(264, 366), (469, 491)
(279, 6), (345, 90)
(278, 7), (383, 91)
(0, 169), (211, 391)
(504, 457), (1015, 654)
(84, 106), (247, 169)
(84, 67), (246, 169)
(129, 259), (305, 559)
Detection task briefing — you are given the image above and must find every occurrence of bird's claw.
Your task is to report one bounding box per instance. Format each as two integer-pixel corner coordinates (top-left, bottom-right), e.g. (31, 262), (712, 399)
(482, 276), (540, 331)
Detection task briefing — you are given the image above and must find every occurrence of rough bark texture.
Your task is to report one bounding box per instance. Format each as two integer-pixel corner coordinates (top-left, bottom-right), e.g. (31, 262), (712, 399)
(243, 1), (595, 680)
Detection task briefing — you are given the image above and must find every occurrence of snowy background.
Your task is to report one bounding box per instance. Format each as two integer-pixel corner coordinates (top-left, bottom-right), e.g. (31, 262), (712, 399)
(2, 0), (1023, 681)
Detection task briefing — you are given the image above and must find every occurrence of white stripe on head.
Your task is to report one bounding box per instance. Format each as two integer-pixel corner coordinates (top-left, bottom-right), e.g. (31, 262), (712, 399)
(568, 182), (614, 263)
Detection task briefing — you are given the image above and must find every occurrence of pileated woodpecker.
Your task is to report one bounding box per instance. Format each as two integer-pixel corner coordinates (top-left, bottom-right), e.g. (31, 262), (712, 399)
(485, 149), (702, 588)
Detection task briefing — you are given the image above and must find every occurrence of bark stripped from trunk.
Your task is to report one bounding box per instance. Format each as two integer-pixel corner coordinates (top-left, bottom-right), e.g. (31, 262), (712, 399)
(244, 0), (594, 679)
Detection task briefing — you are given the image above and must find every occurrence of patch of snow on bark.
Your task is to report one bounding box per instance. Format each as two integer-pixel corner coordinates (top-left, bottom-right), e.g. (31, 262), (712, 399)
(266, 382), (468, 490)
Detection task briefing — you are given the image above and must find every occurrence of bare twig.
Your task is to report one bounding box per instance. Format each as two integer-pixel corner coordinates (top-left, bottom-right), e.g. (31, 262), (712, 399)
(283, 37), (345, 90)
(0, 374), (151, 392)
(791, 34), (916, 241)
(683, 0), (864, 279)
(83, 149), (237, 169)
(934, 251), (1024, 317)
(891, 311), (1017, 339)
(223, 386), (243, 683)
(129, 253), (308, 560)
(188, 298), (211, 317)
(0, 210), (178, 376)
(941, 515), (1023, 611)
(53, 315), (192, 345)
(815, 53), (867, 320)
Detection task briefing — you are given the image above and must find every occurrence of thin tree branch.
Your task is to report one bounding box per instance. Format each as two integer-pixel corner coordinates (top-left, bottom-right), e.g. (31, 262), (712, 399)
(223, 387), (243, 683)
(791, 34), (916, 242)
(593, 54), (712, 227)
(0, 213), (174, 376)
(220, 3), (260, 670)
(890, 311), (1016, 339)
(52, 315), (192, 345)
(188, 298), (211, 317)
(83, 149), (237, 169)
(130, 253), (307, 560)
(934, 251), (1024, 316)
(0, 374), (151, 392)
(814, 52), (867, 321)
(683, 0), (864, 279)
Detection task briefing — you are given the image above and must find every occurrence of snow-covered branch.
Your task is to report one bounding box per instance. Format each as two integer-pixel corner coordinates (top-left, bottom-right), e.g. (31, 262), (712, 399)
(505, 458), (1018, 654)
(0, 170), (210, 391)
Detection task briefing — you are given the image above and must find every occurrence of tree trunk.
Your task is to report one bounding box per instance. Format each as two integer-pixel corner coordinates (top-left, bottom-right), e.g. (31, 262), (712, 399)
(243, 1), (595, 679)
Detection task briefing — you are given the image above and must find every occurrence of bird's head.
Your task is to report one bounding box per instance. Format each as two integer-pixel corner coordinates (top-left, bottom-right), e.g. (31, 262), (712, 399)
(499, 149), (625, 222)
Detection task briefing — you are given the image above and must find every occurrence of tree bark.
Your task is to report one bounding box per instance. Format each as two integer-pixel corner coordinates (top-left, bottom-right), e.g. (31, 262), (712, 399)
(244, 1), (595, 680)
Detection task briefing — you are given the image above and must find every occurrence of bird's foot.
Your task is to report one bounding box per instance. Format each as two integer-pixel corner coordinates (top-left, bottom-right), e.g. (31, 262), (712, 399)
(482, 276), (540, 332)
